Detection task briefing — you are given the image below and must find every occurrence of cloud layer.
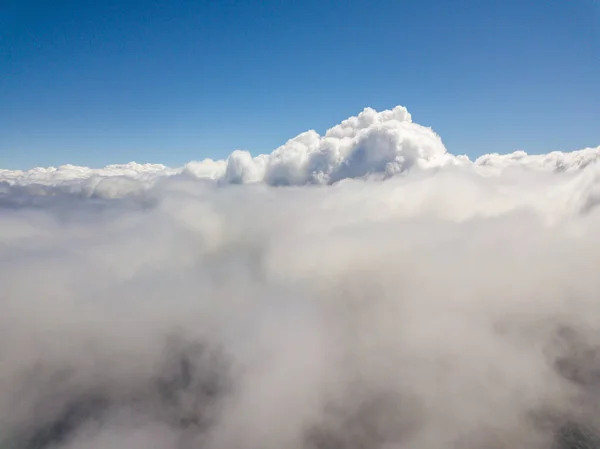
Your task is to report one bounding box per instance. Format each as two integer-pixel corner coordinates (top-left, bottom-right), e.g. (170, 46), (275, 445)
(3, 105), (599, 199)
(2, 106), (600, 449)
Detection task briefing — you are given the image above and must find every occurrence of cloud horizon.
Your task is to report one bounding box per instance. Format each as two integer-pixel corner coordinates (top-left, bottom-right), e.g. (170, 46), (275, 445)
(2, 105), (599, 196)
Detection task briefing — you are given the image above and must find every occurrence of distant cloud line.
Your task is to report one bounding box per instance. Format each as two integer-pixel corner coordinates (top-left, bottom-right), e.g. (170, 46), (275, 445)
(1, 105), (599, 197)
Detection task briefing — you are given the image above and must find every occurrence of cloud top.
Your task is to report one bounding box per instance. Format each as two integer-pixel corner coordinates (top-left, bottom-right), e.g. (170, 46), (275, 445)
(3, 106), (600, 198)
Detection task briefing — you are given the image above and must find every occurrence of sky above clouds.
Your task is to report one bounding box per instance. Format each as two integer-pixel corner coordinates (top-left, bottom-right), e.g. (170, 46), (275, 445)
(3, 1), (600, 448)
(2, 0), (600, 169)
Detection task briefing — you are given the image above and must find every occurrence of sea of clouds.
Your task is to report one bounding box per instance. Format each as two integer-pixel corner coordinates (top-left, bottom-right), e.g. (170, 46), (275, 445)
(2, 106), (600, 449)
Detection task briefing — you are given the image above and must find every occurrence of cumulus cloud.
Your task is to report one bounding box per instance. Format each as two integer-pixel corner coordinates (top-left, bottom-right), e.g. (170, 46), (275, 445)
(3, 106), (600, 201)
(2, 106), (600, 197)
(2, 106), (600, 449)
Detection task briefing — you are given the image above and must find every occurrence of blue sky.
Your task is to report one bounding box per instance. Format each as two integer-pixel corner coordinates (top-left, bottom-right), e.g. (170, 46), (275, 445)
(1, 0), (599, 170)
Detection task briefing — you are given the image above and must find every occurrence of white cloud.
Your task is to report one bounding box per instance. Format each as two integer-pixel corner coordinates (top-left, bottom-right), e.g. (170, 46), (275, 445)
(2, 106), (599, 198)
(2, 106), (599, 200)
(474, 147), (600, 173)
(1, 106), (600, 449)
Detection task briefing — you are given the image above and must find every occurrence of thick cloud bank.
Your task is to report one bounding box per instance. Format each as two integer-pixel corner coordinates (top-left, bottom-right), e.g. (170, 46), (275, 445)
(2, 106), (600, 449)
(3, 105), (599, 199)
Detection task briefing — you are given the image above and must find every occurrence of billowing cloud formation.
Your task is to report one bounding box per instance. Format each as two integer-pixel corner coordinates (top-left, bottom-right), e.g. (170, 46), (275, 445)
(3, 105), (599, 200)
(2, 106), (600, 449)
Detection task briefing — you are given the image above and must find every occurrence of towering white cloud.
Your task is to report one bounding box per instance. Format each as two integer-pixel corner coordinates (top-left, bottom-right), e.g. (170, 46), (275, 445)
(1, 106), (600, 449)
(2, 106), (599, 198)
(3, 106), (600, 200)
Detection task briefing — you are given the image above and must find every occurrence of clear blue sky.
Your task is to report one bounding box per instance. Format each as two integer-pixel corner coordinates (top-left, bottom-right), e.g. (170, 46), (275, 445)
(1, 0), (599, 169)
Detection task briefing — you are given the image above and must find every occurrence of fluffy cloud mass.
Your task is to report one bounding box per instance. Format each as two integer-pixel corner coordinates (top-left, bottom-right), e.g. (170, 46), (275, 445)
(2, 106), (600, 449)
(3, 105), (599, 198)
